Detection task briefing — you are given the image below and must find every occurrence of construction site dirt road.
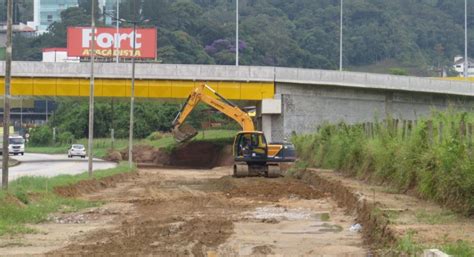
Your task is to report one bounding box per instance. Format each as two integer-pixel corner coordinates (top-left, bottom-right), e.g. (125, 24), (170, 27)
(1, 167), (367, 256)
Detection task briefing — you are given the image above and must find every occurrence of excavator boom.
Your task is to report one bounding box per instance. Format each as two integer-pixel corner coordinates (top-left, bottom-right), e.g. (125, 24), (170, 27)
(172, 84), (254, 142)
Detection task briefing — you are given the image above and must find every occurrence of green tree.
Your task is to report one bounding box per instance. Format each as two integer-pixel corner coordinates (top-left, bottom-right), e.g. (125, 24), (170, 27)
(7, 0), (474, 74)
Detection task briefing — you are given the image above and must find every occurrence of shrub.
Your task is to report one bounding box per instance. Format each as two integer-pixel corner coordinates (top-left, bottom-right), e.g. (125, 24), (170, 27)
(57, 131), (75, 145)
(29, 126), (53, 146)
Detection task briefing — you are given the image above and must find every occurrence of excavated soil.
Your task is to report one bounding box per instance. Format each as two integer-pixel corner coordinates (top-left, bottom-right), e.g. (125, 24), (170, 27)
(0, 167), (368, 256)
(170, 142), (233, 168)
(117, 142), (233, 169)
(215, 176), (325, 202)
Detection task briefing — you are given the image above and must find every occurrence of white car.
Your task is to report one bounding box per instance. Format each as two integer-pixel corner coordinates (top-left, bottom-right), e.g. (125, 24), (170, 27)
(68, 144), (86, 158)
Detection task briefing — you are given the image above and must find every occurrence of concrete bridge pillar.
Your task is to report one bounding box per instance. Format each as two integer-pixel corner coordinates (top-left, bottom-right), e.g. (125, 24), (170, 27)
(258, 98), (282, 143)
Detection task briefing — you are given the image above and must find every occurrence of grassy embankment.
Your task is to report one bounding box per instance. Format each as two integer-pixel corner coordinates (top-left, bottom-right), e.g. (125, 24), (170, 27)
(293, 111), (473, 256)
(26, 130), (237, 158)
(0, 162), (135, 236)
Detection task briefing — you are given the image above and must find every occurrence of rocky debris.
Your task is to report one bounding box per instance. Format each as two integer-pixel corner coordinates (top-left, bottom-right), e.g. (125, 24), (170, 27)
(48, 214), (88, 224)
(252, 245), (275, 255)
(247, 206), (314, 221)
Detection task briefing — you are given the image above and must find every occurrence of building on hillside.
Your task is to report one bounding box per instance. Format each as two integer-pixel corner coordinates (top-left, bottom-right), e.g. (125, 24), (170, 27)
(30, 0), (123, 33)
(31, 0), (79, 34)
(0, 23), (36, 60)
(452, 55), (474, 77)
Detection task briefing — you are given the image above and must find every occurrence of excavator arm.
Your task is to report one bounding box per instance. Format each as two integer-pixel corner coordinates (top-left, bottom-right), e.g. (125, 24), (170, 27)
(172, 84), (255, 142)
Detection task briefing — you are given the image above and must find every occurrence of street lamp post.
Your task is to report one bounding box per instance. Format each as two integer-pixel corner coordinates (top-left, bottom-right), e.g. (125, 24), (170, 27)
(236, 0), (239, 66)
(464, 0), (468, 78)
(339, 0), (343, 71)
(116, 0), (120, 63)
(88, 0), (96, 177)
(2, 0), (13, 189)
(128, 20), (137, 169)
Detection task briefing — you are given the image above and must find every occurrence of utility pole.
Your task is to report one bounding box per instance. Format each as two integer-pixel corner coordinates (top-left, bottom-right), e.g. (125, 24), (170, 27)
(128, 2), (137, 169)
(2, 0), (12, 189)
(88, 0), (96, 177)
(236, 0), (239, 66)
(45, 99), (48, 123)
(339, 0), (343, 71)
(116, 0), (120, 63)
(20, 98), (22, 129)
(464, 0), (469, 78)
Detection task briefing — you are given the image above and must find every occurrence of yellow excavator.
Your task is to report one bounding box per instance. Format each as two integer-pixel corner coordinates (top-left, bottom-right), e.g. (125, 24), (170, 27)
(172, 84), (296, 178)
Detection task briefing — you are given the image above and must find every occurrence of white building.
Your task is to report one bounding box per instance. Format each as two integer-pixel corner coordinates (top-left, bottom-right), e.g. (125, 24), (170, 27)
(30, 0), (79, 34)
(453, 55), (474, 77)
(42, 48), (79, 62)
(29, 0), (120, 34)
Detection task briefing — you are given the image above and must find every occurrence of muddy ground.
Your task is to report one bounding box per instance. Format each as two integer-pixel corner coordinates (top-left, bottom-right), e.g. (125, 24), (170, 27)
(0, 167), (367, 257)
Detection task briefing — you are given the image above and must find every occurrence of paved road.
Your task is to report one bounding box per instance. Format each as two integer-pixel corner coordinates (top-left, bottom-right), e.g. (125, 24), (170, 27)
(0, 153), (117, 182)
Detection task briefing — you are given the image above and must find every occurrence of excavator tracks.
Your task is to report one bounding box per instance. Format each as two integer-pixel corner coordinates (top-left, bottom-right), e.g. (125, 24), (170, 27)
(233, 164), (282, 178)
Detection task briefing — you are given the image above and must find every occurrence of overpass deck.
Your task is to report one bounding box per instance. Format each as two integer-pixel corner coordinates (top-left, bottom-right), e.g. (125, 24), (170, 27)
(0, 62), (472, 100)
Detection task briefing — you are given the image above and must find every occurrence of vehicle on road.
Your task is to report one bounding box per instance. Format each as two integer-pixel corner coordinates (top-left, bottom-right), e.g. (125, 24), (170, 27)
(0, 135), (26, 156)
(68, 144), (86, 158)
(172, 83), (296, 178)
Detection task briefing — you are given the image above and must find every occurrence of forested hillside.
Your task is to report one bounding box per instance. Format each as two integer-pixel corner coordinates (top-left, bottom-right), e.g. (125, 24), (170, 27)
(8, 0), (474, 75)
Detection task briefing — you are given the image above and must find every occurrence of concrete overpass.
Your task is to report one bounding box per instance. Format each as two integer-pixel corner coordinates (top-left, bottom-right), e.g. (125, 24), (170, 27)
(1, 62), (473, 141)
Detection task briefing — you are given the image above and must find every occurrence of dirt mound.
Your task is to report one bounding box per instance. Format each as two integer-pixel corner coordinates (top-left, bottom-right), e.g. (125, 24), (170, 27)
(170, 141), (226, 168)
(118, 145), (171, 166)
(49, 170), (236, 257)
(54, 172), (137, 198)
(2, 193), (27, 208)
(118, 142), (232, 169)
(51, 217), (233, 257)
(105, 151), (122, 162)
(215, 176), (324, 202)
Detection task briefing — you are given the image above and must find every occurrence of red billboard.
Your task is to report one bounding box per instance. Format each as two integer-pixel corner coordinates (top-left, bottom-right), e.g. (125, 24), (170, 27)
(67, 27), (157, 59)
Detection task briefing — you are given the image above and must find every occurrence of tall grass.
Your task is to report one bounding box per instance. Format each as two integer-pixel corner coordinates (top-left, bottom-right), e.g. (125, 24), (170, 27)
(293, 111), (474, 215)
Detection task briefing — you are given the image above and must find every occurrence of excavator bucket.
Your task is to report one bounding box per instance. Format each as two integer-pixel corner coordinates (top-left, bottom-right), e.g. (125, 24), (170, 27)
(172, 124), (198, 142)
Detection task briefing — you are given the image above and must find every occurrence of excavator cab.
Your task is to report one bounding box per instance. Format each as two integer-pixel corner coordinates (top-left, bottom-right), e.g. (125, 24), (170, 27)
(234, 132), (268, 161)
